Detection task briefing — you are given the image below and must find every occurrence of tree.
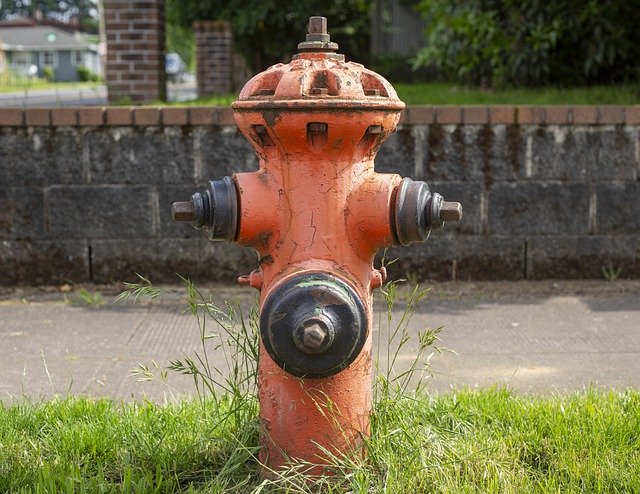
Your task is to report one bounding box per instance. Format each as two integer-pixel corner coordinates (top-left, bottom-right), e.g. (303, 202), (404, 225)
(413, 0), (640, 87)
(0, 0), (98, 33)
(165, 0), (372, 72)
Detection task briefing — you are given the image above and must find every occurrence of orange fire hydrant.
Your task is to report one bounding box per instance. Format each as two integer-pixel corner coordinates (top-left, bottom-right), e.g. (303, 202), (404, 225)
(172, 16), (462, 474)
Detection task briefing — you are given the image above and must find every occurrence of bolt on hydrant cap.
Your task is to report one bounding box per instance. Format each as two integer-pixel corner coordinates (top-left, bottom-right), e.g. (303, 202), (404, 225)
(292, 316), (336, 355)
(171, 201), (195, 222)
(303, 324), (326, 350)
(440, 201), (463, 222)
(297, 16), (339, 53)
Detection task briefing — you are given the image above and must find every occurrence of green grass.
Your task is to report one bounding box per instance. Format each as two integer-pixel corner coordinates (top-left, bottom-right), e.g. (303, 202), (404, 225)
(1, 389), (639, 492)
(394, 82), (640, 105)
(0, 80), (102, 94)
(175, 83), (639, 106)
(165, 94), (236, 106)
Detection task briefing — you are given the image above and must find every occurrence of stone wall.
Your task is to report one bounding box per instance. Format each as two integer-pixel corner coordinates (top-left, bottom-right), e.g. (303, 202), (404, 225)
(0, 105), (638, 285)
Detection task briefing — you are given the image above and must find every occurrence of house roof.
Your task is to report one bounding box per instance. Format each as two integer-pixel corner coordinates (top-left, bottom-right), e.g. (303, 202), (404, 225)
(0, 18), (40, 27)
(0, 25), (96, 51)
(0, 17), (84, 35)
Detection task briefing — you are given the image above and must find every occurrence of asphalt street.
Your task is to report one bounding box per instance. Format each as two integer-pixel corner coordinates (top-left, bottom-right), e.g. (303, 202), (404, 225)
(0, 82), (196, 107)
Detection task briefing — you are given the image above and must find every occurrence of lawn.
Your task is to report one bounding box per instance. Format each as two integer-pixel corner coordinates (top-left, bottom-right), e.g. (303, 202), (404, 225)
(174, 83), (640, 107)
(0, 80), (102, 94)
(1, 388), (639, 493)
(395, 82), (640, 105)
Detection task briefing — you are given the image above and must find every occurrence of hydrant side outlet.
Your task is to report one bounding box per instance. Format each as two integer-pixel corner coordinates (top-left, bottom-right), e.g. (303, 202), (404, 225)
(172, 176), (239, 242)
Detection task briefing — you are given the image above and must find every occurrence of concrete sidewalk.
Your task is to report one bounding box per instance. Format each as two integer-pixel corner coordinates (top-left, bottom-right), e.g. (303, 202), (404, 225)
(1, 280), (639, 402)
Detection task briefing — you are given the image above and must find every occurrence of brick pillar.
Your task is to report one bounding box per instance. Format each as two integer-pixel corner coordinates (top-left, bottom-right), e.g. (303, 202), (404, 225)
(194, 21), (233, 98)
(104, 0), (166, 104)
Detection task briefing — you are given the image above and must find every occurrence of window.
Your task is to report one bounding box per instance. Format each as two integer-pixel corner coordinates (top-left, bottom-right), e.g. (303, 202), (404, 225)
(71, 50), (84, 66)
(40, 50), (58, 68)
(9, 51), (34, 67)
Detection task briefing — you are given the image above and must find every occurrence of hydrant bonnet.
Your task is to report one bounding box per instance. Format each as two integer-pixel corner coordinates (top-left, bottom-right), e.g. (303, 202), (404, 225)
(232, 17), (404, 112)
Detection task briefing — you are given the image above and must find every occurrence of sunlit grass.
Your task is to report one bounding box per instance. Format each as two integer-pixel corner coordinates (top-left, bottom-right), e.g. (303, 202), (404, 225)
(0, 79), (102, 94)
(394, 82), (640, 105)
(167, 83), (639, 107)
(1, 389), (639, 492)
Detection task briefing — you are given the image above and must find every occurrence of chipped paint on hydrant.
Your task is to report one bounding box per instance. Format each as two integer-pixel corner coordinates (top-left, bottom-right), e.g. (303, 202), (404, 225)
(171, 16), (462, 475)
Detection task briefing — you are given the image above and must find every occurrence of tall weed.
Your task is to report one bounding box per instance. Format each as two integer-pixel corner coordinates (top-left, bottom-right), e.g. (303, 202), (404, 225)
(118, 272), (446, 491)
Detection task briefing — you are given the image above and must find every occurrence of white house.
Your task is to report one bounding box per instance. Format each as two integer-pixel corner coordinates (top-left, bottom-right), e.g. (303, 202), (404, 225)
(0, 18), (101, 82)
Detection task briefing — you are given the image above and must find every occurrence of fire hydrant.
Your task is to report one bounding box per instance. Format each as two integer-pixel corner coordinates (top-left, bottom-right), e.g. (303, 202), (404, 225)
(172, 16), (462, 473)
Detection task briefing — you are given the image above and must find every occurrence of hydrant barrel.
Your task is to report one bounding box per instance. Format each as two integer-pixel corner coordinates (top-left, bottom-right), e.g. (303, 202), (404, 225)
(171, 15), (462, 476)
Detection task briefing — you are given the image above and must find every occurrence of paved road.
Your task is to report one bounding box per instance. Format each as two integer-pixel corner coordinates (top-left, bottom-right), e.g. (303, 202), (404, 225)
(0, 82), (197, 107)
(1, 281), (638, 402)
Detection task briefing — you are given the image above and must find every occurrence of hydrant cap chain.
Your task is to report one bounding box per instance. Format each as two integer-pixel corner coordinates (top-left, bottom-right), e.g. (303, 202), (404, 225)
(260, 273), (367, 379)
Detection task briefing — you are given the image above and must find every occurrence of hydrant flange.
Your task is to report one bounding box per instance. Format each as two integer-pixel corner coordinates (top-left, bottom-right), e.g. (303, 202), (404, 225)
(260, 272), (367, 379)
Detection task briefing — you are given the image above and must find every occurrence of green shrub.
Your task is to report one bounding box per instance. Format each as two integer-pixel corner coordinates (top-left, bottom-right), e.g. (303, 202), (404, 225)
(43, 66), (54, 82)
(77, 65), (101, 82)
(413, 0), (640, 87)
(371, 54), (437, 83)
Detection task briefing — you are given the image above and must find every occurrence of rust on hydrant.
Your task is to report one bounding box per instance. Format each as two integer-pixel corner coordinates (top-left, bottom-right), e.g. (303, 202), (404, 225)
(172, 16), (462, 475)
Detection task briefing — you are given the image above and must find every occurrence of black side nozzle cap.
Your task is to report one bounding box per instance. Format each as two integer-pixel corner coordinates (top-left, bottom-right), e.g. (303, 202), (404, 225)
(393, 177), (463, 245)
(260, 273), (367, 378)
(170, 176), (238, 242)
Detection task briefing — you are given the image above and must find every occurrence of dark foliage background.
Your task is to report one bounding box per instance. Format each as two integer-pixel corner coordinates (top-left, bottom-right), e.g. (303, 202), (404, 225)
(166, 0), (372, 73)
(413, 0), (640, 87)
(0, 0), (98, 33)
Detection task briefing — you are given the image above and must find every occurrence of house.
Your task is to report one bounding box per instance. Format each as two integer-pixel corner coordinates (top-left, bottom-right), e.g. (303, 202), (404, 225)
(0, 18), (101, 82)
